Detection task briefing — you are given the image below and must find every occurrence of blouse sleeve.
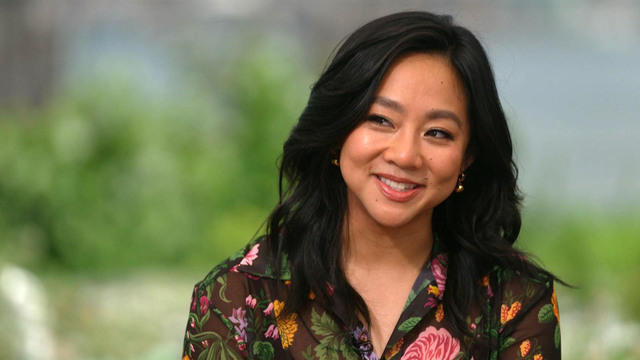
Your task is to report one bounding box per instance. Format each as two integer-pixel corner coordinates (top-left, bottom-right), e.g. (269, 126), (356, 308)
(497, 277), (561, 360)
(182, 272), (248, 360)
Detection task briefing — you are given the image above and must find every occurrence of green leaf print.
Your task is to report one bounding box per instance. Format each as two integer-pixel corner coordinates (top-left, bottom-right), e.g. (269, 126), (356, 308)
(198, 311), (211, 329)
(554, 324), (561, 348)
(499, 337), (516, 352)
(404, 278), (432, 309)
(538, 304), (554, 323)
(404, 289), (417, 309)
(315, 342), (341, 360)
(208, 338), (242, 360)
(217, 275), (231, 303)
(302, 345), (315, 360)
(398, 317), (422, 332)
(311, 308), (340, 337)
(311, 308), (353, 360)
(190, 331), (221, 342)
(253, 341), (275, 360)
(197, 347), (209, 360)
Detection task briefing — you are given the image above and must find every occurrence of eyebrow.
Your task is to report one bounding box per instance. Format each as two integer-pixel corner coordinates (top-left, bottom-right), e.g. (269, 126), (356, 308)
(373, 96), (463, 128)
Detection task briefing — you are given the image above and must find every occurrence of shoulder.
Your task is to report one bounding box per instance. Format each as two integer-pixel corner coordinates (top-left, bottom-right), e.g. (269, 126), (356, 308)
(189, 236), (285, 316)
(483, 265), (561, 357)
(494, 266), (554, 299)
(183, 237), (288, 359)
(488, 265), (557, 322)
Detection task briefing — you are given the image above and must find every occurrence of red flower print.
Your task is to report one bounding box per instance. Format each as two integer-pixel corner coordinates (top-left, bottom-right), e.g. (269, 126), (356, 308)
(190, 286), (198, 312)
(400, 326), (460, 360)
(199, 296), (209, 315)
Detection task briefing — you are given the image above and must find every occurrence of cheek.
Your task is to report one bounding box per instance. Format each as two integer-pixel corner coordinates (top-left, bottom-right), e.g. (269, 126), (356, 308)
(429, 149), (465, 174)
(340, 128), (377, 165)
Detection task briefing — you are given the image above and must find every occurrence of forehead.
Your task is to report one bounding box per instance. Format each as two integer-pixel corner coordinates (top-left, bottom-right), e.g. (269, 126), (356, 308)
(371, 53), (469, 132)
(377, 53), (466, 104)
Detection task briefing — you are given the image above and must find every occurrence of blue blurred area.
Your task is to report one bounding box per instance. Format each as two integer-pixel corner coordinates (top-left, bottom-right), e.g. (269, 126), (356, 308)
(1, 1), (638, 359)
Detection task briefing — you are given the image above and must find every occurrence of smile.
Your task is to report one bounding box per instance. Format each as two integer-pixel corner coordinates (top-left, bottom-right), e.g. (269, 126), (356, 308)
(376, 175), (419, 191)
(374, 174), (424, 202)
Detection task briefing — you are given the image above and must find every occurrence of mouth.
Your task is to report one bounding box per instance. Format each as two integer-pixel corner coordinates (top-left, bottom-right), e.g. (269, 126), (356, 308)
(375, 175), (420, 192)
(374, 174), (424, 202)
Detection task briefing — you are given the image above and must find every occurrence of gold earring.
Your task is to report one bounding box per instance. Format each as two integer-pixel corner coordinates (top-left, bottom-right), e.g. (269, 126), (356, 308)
(455, 172), (465, 192)
(331, 159), (340, 167)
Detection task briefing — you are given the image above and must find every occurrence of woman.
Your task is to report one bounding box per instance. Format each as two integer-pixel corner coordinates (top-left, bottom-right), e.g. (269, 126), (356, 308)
(182, 11), (561, 360)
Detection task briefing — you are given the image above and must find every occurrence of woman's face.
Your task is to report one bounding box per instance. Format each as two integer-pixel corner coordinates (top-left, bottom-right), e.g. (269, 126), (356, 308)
(339, 53), (472, 231)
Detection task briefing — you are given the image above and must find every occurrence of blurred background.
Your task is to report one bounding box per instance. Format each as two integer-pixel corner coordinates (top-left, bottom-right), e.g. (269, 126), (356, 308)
(1, 0), (638, 359)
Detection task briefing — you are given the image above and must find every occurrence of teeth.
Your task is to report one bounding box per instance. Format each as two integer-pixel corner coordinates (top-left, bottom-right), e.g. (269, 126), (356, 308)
(378, 176), (418, 191)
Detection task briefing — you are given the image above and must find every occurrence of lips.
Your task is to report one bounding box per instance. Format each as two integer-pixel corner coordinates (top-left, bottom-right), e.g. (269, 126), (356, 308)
(374, 174), (424, 202)
(378, 176), (419, 191)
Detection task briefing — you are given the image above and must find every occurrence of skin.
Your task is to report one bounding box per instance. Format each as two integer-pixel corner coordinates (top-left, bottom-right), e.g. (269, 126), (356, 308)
(339, 53), (472, 356)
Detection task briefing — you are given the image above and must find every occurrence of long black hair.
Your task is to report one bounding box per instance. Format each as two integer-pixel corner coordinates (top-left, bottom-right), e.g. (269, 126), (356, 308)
(265, 11), (556, 339)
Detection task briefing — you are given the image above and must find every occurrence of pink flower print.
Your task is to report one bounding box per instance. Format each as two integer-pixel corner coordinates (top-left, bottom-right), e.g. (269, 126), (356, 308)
(228, 307), (248, 343)
(199, 296), (209, 315)
(240, 243), (260, 267)
(230, 264), (239, 273)
(264, 324), (279, 339)
(190, 286), (198, 311)
(400, 326), (460, 360)
(263, 302), (274, 316)
(245, 295), (257, 309)
(424, 297), (438, 309)
(190, 318), (196, 328)
(431, 255), (447, 299)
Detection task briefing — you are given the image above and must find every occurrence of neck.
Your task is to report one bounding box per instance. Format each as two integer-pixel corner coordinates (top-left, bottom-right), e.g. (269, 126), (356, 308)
(341, 208), (434, 272)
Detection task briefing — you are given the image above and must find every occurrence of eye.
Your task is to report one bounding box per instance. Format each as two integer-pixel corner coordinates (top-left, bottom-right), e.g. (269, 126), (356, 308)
(366, 114), (392, 127)
(425, 128), (453, 139)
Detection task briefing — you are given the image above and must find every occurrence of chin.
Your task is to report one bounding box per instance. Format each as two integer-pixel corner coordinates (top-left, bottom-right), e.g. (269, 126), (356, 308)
(370, 212), (422, 230)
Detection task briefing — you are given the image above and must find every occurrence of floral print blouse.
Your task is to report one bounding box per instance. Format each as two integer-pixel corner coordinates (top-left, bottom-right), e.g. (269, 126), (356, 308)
(182, 238), (561, 360)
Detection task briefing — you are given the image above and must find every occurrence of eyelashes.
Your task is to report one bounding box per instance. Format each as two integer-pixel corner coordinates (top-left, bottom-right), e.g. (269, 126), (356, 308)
(366, 114), (391, 126)
(366, 114), (453, 139)
(425, 129), (453, 139)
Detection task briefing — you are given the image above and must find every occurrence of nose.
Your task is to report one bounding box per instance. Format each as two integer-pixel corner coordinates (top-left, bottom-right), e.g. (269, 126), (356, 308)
(382, 131), (423, 169)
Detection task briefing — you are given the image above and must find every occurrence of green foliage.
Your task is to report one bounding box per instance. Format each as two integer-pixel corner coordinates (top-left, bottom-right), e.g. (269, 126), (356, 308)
(519, 208), (640, 321)
(0, 45), (308, 272)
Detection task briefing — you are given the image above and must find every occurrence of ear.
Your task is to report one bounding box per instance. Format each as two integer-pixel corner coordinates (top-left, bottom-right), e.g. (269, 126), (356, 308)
(462, 154), (475, 172)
